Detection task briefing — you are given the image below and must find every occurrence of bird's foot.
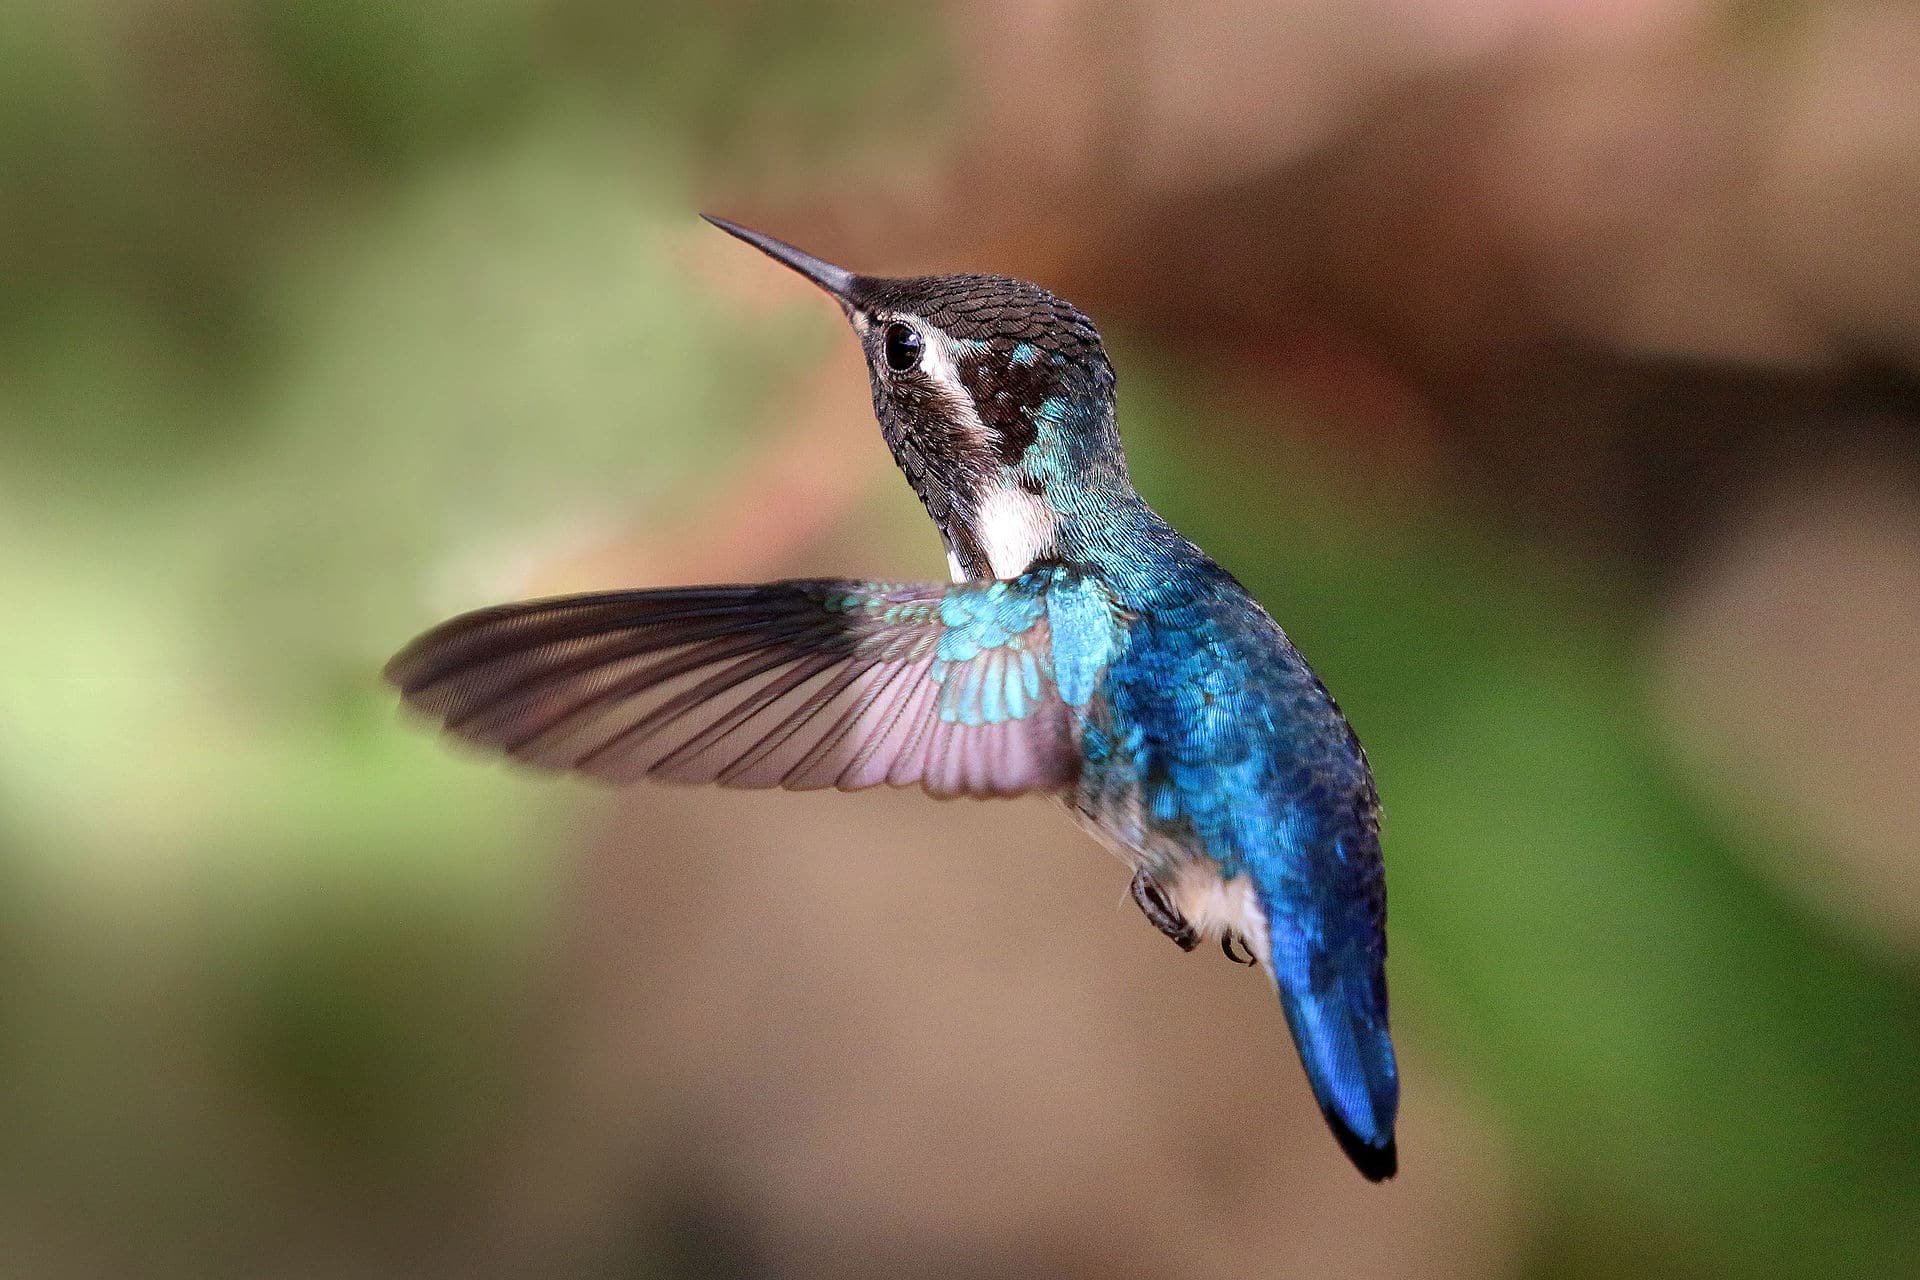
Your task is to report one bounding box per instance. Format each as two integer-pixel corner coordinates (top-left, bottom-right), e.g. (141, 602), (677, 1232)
(1130, 869), (1198, 951)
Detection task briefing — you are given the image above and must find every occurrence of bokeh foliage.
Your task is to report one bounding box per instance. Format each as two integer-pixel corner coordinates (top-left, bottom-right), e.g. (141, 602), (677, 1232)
(1125, 369), (1920, 1278)
(1, 2), (1914, 1277)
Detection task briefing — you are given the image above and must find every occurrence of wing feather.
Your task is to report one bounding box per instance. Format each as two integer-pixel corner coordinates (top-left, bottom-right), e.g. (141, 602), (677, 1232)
(386, 568), (1122, 800)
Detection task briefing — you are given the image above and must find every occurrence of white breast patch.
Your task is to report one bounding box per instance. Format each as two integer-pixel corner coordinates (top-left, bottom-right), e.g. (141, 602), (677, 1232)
(972, 483), (1058, 579)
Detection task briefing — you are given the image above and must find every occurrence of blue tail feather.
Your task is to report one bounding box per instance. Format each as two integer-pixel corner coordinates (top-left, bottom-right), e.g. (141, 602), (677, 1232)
(1275, 961), (1400, 1181)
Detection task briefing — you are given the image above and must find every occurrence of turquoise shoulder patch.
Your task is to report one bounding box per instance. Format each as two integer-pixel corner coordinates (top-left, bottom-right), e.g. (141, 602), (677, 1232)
(921, 568), (1122, 723)
(1045, 576), (1123, 707)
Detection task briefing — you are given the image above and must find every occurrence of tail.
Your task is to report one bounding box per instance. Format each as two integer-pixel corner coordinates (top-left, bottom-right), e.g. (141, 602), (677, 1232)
(1256, 831), (1399, 1179)
(1255, 788), (1399, 1181)
(1275, 965), (1400, 1181)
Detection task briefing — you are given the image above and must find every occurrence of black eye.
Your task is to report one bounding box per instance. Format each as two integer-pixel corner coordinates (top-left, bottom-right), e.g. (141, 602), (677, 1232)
(883, 322), (923, 372)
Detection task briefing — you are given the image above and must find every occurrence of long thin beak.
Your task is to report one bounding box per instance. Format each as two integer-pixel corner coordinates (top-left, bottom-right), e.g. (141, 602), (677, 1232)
(701, 214), (857, 301)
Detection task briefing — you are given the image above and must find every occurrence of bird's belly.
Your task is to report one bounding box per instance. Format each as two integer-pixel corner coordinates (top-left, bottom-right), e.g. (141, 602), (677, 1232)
(1063, 795), (1174, 870)
(1064, 797), (1273, 967)
(1163, 860), (1272, 967)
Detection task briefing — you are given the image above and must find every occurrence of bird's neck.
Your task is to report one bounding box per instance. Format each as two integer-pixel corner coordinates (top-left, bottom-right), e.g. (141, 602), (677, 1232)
(941, 389), (1189, 585)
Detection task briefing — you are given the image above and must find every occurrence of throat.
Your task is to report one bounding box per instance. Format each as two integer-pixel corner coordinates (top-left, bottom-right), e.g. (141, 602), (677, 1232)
(948, 483), (1059, 580)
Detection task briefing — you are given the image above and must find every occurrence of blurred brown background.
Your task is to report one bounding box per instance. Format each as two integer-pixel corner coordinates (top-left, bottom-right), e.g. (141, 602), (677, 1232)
(4, 1), (1919, 1276)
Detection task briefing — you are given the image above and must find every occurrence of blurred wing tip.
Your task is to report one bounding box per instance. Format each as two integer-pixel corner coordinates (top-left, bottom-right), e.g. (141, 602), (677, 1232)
(382, 625), (475, 697)
(380, 643), (425, 691)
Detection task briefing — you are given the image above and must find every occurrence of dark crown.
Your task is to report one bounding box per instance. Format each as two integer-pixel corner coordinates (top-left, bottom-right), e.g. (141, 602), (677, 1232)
(851, 274), (1107, 369)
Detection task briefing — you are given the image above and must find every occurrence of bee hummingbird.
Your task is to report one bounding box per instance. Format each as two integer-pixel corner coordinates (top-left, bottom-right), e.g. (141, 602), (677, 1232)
(387, 216), (1399, 1181)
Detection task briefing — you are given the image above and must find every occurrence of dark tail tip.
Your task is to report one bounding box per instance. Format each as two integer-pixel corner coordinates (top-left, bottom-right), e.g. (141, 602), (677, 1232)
(1328, 1111), (1397, 1182)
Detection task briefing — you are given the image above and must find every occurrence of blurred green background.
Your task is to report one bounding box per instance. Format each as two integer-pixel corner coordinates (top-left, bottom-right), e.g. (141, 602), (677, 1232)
(5, 1), (1920, 1276)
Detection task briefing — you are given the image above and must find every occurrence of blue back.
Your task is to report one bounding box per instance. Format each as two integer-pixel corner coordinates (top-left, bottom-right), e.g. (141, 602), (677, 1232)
(1061, 501), (1399, 1156)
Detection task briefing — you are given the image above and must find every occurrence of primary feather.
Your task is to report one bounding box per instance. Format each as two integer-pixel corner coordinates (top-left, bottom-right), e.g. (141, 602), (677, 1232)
(386, 567), (1116, 800)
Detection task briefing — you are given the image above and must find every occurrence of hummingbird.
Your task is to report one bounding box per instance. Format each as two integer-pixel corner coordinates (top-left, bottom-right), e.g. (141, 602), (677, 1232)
(386, 216), (1399, 1181)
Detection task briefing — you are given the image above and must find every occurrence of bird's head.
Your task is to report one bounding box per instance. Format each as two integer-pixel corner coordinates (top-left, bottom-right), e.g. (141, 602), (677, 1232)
(705, 216), (1125, 581)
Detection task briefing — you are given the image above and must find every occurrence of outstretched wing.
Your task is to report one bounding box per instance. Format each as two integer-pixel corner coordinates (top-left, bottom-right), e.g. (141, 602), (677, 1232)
(385, 564), (1125, 799)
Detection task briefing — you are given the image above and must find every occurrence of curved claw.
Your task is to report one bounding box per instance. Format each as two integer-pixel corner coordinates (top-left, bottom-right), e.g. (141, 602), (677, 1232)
(1130, 869), (1198, 952)
(1221, 933), (1257, 966)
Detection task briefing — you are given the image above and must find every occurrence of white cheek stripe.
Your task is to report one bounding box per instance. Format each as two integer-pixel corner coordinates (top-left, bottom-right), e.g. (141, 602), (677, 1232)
(892, 316), (1056, 580)
(911, 320), (989, 443)
(914, 319), (962, 385)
